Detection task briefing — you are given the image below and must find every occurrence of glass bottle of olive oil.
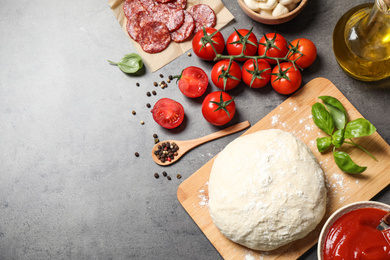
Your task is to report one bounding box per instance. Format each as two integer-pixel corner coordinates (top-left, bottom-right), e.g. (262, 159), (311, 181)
(333, 0), (390, 81)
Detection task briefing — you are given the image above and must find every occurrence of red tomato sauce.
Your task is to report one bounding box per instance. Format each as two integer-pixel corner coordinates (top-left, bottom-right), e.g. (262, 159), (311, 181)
(323, 207), (390, 260)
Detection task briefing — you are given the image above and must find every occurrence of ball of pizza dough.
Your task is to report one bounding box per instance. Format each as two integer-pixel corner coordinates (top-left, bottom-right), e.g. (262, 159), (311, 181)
(208, 129), (327, 251)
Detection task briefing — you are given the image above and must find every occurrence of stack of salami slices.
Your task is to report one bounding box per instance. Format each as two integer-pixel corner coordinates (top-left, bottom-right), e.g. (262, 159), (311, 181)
(124, 0), (217, 53)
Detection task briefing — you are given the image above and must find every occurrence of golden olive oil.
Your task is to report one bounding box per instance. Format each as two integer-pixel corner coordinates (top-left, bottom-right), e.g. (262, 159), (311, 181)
(333, 2), (390, 81)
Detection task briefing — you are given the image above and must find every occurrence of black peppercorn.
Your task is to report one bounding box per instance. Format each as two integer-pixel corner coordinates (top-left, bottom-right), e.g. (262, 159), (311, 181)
(146, 92), (151, 97)
(135, 152), (139, 157)
(154, 173), (159, 178)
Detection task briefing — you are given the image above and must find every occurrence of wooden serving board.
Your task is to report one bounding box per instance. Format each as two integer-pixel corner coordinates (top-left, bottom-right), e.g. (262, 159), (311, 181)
(177, 78), (390, 260)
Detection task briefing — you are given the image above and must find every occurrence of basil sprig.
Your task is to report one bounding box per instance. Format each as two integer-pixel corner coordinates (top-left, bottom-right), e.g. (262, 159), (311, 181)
(311, 96), (377, 174)
(108, 53), (144, 74)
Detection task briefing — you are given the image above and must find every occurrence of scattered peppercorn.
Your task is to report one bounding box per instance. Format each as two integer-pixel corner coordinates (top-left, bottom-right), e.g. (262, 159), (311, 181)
(153, 134), (158, 138)
(177, 174), (182, 179)
(152, 90), (157, 95)
(154, 138), (159, 144)
(132, 110), (136, 115)
(162, 171), (167, 177)
(159, 74), (164, 78)
(187, 52), (192, 57)
(140, 121), (145, 125)
(154, 172), (159, 178)
(146, 103), (151, 108)
(168, 75), (173, 80)
(136, 82), (140, 87)
(135, 152), (139, 157)
(153, 82), (158, 87)
(167, 79), (171, 83)
(146, 91), (151, 97)
(167, 176), (171, 181)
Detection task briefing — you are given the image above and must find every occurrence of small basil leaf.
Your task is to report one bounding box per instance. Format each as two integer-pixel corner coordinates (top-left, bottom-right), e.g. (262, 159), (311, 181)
(344, 118), (377, 139)
(316, 137), (332, 152)
(324, 103), (346, 130)
(332, 129), (345, 148)
(108, 53), (144, 74)
(311, 102), (335, 135)
(319, 96), (348, 120)
(333, 151), (367, 174)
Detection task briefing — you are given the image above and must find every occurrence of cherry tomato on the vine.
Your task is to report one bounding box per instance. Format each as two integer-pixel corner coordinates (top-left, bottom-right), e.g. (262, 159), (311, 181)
(288, 38), (317, 69)
(242, 59), (271, 88)
(211, 59), (242, 91)
(258, 33), (288, 65)
(151, 98), (185, 129)
(175, 66), (208, 98)
(270, 62), (302, 95)
(202, 91), (236, 126)
(226, 29), (258, 62)
(192, 27), (225, 61)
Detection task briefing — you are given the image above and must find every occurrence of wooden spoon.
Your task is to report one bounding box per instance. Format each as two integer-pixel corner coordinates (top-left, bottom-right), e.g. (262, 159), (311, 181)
(151, 121), (251, 166)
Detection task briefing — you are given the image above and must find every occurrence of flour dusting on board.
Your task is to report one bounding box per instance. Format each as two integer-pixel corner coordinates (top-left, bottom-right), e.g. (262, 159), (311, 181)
(197, 181), (209, 208)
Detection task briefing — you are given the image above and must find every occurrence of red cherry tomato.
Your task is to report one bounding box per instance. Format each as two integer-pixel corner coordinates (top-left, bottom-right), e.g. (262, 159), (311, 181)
(176, 66), (208, 98)
(242, 59), (271, 88)
(192, 28), (225, 61)
(151, 98), (185, 129)
(211, 59), (242, 91)
(202, 91), (236, 126)
(226, 29), (258, 62)
(258, 33), (288, 65)
(270, 62), (302, 95)
(288, 38), (317, 69)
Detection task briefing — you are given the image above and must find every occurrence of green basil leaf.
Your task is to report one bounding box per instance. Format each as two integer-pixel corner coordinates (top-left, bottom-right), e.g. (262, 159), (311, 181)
(319, 96), (347, 130)
(344, 118), (377, 139)
(311, 102), (335, 135)
(316, 137), (332, 152)
(108, 53), (144, 74)
(333, 151), (367, 174)
(332, 129), (345, 148)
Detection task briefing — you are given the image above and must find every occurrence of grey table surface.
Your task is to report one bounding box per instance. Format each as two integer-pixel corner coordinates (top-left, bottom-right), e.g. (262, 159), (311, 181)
(1, 0), (389, 259)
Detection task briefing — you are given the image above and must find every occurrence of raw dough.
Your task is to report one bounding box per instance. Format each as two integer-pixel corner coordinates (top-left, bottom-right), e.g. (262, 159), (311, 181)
(208, 129), (327, 251)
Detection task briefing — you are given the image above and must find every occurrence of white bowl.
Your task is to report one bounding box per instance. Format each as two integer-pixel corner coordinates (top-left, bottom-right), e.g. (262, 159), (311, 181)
(317, 201), (390, 260)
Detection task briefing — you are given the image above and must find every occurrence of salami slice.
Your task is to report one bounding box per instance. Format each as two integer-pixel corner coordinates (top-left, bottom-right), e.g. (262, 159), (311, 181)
(151, 5), (184, 32)
(137, 21), (171, 53)
(138, 0), (155, 10)
(170, 11), (195, 43)
(123, 0), (147, 20)
(126, 11), (152, 41)
(155, 0), (173, 3)
(165, 0), (186, 10)
(188, 4), (216, 33)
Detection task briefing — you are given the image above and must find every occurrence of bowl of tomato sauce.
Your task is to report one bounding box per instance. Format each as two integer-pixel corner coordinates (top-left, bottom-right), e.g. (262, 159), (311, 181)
(318, 201), (390, 260)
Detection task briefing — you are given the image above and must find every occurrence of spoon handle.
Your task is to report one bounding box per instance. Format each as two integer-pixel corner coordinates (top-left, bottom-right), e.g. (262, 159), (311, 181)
(188, 121), (251, 149)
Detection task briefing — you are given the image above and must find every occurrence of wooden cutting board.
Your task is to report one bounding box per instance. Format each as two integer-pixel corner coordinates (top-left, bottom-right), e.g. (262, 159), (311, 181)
(177, 77), (390, 260)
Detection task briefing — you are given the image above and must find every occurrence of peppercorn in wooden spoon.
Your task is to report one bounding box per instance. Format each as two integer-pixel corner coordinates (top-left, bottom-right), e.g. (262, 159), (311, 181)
(151, 121), (251, 166)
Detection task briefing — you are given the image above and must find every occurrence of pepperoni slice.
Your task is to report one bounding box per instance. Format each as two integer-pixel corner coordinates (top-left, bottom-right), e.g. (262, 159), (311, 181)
(188, 4), (216, 33)
(123, 0), (147, 20)
(151, 5), (184, 32)
(170, 11), (195, 43)
(126, 11), (152, 41)
(137, 22), (171, 53)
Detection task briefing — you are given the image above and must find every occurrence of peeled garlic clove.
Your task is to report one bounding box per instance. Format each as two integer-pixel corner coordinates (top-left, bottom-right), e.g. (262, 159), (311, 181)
(258, 0), (278, 10)
(286, 2), (297, 11)
(244, 0), (261, 11)
(259, 8), (273, 17)
(272, 3), (289, 17)
(279, 0), (294, 5)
